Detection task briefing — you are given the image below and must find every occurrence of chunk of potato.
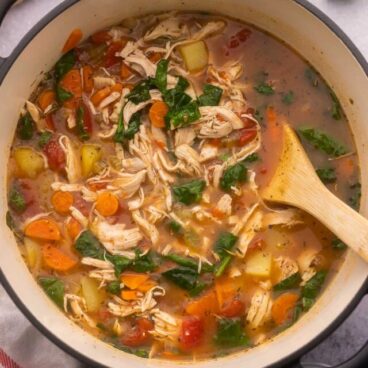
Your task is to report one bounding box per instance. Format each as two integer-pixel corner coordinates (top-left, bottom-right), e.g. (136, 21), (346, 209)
(24, 237), (42, 272)
(81, 144), (102, 177)
(179, 41), (208, 73)
(81, 276), (105, 312)
(244, 250), (272, 278)
(14, 147), (45, 178)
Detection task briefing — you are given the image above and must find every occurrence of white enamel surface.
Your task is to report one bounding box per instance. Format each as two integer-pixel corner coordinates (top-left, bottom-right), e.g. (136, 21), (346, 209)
(0, 0), (367, 367)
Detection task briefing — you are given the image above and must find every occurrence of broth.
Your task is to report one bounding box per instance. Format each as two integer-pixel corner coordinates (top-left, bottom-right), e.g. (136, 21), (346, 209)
(6, 11), (360, 360)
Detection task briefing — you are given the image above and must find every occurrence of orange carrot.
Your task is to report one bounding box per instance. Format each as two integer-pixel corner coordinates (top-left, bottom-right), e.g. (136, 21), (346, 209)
(215, 276), (243, 308)
(271, 292), (299, 325)
(266, 106), (282, 143)
(42, 244), (77, 271)
(336, 157), (354, 179)
(25, 218), (61, 241)
(211, 207), (225, 219)
(111, 83), (123, 93)
(59, 69), (82, 98)
(95, 192), (119, 217)
(82, 65), (94, 93)
(38, 90), (56, 111)
(148, 52), (163, 63)
(121, 273), (149, 290)
(121, 290), (141, 301)
(62, 28), (83, 54)
(149, 101), (169, 128)
(91, 87), (111, 107)
(121, 63), (134, 80)
(51, 191), (74, 215)
(66, 217), (82, 240)
(185, 290), (218, 316)
(136, 280), (157, 292)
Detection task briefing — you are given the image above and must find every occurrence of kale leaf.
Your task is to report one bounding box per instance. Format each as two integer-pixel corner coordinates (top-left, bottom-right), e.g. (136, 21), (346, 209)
(38, 131), (53, 148)
(165, 100), (200, 129)
(55, 50), (75, 81)
(106, 280), (121, 295)
(301, 270), (327, 311)
(154, 59), (169, 92)
(164, 254), (214, 273)
(214, 318), (249, 347)
(17, 113), (35, 140)
(75, 230), (104, 258)
(198, 84), (223, 106)
(254, 82), (274, 95)
(8, 186), (26, 213)
(162, 267), (204, 295)
(131, 250), (158, 273)
(56, 85), (73, 102)
(214, 232), (238, 277)
(126, 79), (153, 104)
(39, 277), (65, 308)
(316, 167), (336, 183)
(220, 162), (247, 191)
(273, 272), (302, 292)
(172, 179), (206, 205)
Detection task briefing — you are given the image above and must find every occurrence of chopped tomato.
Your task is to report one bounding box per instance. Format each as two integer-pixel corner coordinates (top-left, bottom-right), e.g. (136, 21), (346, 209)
(220, 299), (245, 318)
(238, 129), (257, 146)
(236, 28), (251, 42)
(260, 167), (267, 174)
(91, 30), (111, 44)
(180, 316), (204, 350)
(121, 318), (154, 347)
(104, 41), (124, 67)
(43, 138), (65, 172)
(209, 138), (222, 147)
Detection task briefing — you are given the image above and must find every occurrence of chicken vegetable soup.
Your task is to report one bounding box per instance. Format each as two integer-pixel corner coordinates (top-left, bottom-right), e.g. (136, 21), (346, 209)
(7, 11), (360, 360)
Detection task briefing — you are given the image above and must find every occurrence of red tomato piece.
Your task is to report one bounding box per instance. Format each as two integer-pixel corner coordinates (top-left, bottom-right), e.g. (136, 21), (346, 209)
(91, 30), (112, 45)
(238, 129), (257, 146)
(228, 37), (240, 49)
(220, 299), (245, 318)
(236, 28), (252, 42)
(43, 138), (66, 171)
(104, 41), (123, 67)
(180, 316), (204, 350)
(121, 318), (154, 347)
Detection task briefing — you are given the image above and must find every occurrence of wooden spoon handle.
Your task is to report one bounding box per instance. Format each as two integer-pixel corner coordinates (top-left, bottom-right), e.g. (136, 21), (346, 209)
(296, 183), (368, 262)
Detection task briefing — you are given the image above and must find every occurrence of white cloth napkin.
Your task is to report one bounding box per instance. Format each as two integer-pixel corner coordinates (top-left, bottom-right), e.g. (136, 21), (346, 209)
(0, 1), (367, 367)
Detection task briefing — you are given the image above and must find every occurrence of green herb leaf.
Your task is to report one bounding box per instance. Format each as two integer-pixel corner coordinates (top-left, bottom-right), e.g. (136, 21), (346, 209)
(154, 59), (169, 92)
(76, 106), (90, 141)
(167, 220), (184, 235)
(173, 179), (206, 205)
(282, 90), (294, 105)
(183, 228), (201, 247)
(215, 255), (232, 277)
(165, 254), (214, 273)
(198, 84), (223, 106)
(17, 113), (35, 140)
(298, 127), (347, 157)
(349, 182), (361, 209)
(39, 277), (65, 308)
(107, 255), (131, 276)
(8, 186), (26, 213)
(127, 79), (153, 104)
(106, 280), (121, 295)
(214, 318), (249, 347)
(124, 111), (141, 140)
(131, 250), (158, 273)
(166, 100), (200, 128)
(116, 345), (149, 358)
(254, 82), (274, 95)
(301, 270), (327, 311)
(56, 85), (73, 102)
(316, 167), (336, 183)
(55, 50), (75, 81)
(273, 272), (301, 291)
(162, 267), (202, 292)
(330, 91), (342, 120)
(75, 230), (104, 258)
(305, 67), (319, 87)
(38, 131), (53, 148)
(219, 153), (230, 162)
(214, 232), (238, 277)
(220, 162), (247, 191)
(332, 238), (347, 251)
(243, 153), (259, 163)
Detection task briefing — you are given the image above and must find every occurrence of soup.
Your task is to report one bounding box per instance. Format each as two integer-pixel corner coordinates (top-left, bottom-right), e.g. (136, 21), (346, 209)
(6, 11), (360, 360)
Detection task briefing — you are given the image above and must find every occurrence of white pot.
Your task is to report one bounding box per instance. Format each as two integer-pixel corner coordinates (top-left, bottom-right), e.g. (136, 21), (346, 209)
(0, 1), (368, 367)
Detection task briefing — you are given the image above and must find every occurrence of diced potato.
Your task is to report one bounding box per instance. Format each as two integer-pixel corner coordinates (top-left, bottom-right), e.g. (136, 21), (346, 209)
(14, 147), (45, 178)
(264, 228), (290, 250)
(81, 276), (105, 312)
(81, 144), (102, 177)
(244, 250), (272, 278)
(24, 237), (42, 272)
(179, 41), (208, 73)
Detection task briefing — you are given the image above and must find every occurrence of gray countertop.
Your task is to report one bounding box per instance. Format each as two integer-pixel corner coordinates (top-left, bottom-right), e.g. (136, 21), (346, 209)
(0, 1), (368, 367)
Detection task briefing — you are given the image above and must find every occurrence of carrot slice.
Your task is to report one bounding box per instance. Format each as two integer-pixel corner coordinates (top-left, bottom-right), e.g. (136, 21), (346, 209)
(336, 157), (354, 179)
(121, 63), (134, 80)
(95, 192), (119, 217)
(59, 69), (82, 98)
(136, 280), (157, 292)
(62, 28), (83, 54)
(42, 244), (77, 271)
(271, 292), (299, 325)
(148, 52), (163, 63)
(66, 217), (82, 240)
(51, 191), (74, 215)
(185, 290), (218, 316)
(149, 101), (169, 128)
(25, 218), (61, 241)
(121, 290), (141, 301)
(82, 65), (94, 93)
(38, 90), (56, 111)
(111, 83), (123, 93)
(121, 273), (149, 290)
(215, 276), (243, 308)
(91, 87), (111, 107)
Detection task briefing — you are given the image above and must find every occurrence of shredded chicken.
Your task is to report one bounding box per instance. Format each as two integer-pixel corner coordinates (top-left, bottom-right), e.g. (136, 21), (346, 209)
(246, 290), (272, 329)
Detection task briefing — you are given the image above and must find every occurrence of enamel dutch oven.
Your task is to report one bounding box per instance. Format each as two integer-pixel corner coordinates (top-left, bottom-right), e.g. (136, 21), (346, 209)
(1, 1), (368, 367)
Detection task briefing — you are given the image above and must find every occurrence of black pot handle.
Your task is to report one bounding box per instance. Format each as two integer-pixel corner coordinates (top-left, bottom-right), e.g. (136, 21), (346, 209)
(0, 0), (16, 25)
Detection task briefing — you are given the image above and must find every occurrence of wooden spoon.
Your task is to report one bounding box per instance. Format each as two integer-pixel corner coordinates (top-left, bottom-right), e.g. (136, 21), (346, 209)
(261, 123), (368, 262)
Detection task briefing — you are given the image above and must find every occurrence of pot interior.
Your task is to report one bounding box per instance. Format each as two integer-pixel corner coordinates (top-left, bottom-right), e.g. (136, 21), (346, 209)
(0, 1), (368, 367)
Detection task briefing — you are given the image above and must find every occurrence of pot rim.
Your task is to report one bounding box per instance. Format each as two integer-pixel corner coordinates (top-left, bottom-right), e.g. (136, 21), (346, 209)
(0, 1), (367, 367)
